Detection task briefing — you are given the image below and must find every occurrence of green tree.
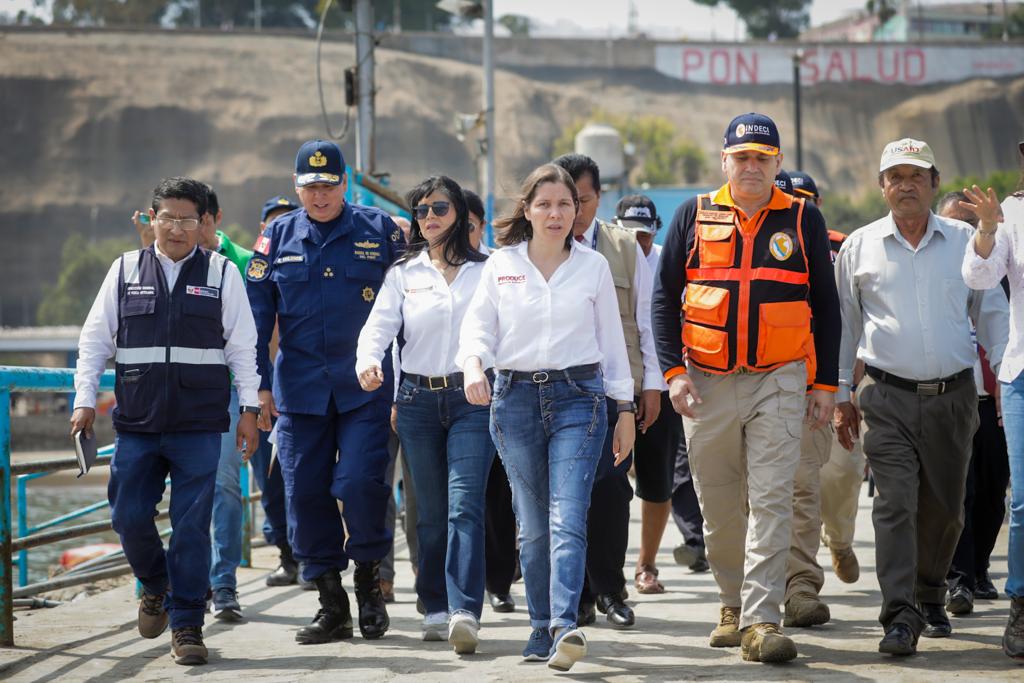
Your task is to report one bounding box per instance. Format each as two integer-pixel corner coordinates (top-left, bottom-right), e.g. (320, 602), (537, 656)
(865, 0), (898, 25)
(939, 170), (1020, 201)
(693, 0), (811, 39)
(822, 192), (888, 233)
(51, 0), (169, 25)
(498, 13), (531, 36)
(37, 234), (135, 326)
(553, 108), (707, 186)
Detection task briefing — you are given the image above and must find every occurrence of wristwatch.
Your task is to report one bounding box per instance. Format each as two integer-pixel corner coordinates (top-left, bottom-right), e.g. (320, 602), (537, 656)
(239, 405), (260, 415)
(616, 401), (637, 414)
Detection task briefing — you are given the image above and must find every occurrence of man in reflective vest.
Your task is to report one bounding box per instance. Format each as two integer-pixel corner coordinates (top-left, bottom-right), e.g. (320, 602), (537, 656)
(71, 176), (260, 666)
(652, 113), (841, 664)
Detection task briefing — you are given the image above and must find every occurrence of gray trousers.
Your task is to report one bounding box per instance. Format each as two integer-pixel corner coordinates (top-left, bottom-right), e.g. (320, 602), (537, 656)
(858, 372), (978, 635)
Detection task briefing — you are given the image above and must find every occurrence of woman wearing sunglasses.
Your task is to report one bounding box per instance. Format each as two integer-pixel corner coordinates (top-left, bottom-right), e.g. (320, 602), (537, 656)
(356, 175), (493, 655)
(458, 164), (635, 671)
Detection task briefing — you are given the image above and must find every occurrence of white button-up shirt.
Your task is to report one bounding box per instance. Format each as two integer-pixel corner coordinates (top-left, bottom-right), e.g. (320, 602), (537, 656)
(457, 239), (634, 401)
(836, 211), (1009, 402)
(356, 251), (486, 378)
(961, 194), (1024, 384)
(644, 242), (662, 275)
(73, 245), (261, 409)
(580, 220), (663, 391)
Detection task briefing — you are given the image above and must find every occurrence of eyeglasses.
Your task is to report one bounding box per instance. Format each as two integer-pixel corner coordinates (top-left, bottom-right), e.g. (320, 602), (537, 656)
(154, 215), (201, 231)
(412, 201), (451, 221)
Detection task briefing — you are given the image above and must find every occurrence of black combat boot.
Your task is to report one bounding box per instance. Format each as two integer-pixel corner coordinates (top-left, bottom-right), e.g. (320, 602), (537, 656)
(295, 571), (353, 644)
(354, 560), (390, 640)
(266, 544), (299, 587)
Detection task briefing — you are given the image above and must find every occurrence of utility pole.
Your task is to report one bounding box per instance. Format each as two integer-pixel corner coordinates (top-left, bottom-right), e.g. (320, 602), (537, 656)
(792, 49), (804, 170)
(354, 0), (376, 174)
(254, 0), (261, 31)
(483, 0), (495, 245)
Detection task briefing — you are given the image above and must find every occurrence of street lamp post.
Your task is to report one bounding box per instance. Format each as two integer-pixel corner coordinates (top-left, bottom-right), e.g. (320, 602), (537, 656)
(792, 49), (804, 170)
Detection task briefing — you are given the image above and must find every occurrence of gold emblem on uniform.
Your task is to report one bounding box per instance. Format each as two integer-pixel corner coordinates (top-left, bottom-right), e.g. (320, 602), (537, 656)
(354, 240), (380, 249)
(769, 232), (794, 261)
(309, 151), (328, 168)
(277, 198), (291, 205)
(247, 258), (268, 280)
(362, 286), (375, 303)
(323, 266), (335, 279)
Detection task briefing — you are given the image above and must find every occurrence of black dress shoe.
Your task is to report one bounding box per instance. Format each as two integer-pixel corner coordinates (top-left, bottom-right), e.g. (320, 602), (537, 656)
(920, 602), (952, 638)
(578, 601), (597, 626)
(878, 623), (917, 656)
(353, 561), (390, 639)
(489, 592), (515, 613)
(596, 592), (635, 628)
(266, 544), (299, 587)
(976, 571), (999, 600)
(946, 584), (974, 616)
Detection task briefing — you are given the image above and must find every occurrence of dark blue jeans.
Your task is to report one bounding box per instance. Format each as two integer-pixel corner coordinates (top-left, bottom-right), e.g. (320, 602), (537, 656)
(490, 370), (607, 632)
(109, 430), (220, 629)
(395, 378), (494, 618)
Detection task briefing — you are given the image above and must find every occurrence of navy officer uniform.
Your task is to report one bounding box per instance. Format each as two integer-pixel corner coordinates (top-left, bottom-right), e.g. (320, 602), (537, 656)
(246, 140), (403, 643)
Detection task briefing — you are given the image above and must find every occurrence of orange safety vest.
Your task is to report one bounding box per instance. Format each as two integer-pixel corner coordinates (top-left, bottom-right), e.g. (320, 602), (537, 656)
(682, 190), (814, 377)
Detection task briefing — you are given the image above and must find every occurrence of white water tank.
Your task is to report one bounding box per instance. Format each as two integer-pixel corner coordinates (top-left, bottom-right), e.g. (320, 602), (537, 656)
(575, 124), (624, 180)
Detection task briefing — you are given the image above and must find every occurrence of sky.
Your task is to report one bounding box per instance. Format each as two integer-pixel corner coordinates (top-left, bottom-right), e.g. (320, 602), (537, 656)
(3, 1), (1002, 40)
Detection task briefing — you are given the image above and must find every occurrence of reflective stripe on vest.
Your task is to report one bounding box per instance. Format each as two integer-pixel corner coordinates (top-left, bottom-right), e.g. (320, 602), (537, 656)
(207, 250), (227, 288)
(115, 346), (227, 365)
(123, 250), (142, 285)
(682, 193), (812, 376)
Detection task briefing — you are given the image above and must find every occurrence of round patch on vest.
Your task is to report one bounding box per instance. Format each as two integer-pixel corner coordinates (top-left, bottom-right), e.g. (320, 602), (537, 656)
(362, 286), (376, 303)
(247, 257), (269, 281)
(768, 232), (794, 261)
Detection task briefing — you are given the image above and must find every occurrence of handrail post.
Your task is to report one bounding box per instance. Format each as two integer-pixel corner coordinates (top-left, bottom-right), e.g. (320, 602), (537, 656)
(1, 387), (14, 646)
(17, 476), (28, 587)
(240, 461), (251, 568)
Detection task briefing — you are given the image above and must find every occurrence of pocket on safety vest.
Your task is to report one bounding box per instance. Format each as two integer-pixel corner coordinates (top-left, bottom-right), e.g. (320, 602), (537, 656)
(683, 284), (730, 328)
(179, 364), (229, 389)
(683, 322), (729, 370)
(698, 223), (736, 267)
(756, 300), (811, 367)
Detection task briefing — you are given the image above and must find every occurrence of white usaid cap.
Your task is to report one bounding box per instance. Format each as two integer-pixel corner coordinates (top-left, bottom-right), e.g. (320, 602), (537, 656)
(879, 138), (937, 173)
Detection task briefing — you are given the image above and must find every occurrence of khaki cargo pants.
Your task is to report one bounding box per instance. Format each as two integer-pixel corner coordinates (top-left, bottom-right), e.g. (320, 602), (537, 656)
(683, 361), (805, 628)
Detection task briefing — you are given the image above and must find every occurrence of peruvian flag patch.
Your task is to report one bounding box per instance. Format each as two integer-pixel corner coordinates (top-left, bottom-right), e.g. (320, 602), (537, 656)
(254, 235), (271, 255)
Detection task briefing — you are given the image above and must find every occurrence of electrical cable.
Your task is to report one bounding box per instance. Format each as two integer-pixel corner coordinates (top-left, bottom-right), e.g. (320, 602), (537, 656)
(316, 0), (351, 141)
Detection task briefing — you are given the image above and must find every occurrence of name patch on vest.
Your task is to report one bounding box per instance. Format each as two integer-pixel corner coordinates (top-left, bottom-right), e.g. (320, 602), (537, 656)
(126, 285), (156, 296)
(697, 209), (734, 224)
(186, 285), (220, 299)
(274, 254), (305, 265)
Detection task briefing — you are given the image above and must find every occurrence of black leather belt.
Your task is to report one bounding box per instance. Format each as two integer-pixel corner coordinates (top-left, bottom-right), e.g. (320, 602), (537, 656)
(865, 365), (972, 396)
(404, 372), (465, 391)
(500, 363), (600, 384)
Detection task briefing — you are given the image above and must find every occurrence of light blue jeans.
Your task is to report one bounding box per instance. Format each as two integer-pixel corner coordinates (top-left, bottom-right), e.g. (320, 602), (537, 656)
(210, 391), (243, 591)
(489, 369), (607, 633)
(998, 372), (1024, 599)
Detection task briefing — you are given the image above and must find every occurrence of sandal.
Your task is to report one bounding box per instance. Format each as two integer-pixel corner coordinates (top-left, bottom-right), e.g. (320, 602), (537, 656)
(634, 563), (664, 594)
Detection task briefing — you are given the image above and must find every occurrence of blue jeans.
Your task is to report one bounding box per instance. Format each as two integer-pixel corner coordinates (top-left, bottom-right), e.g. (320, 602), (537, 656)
(210, 391), (243, 590)
(395, 378), (494, 618)
(249, 419), (288, 548)
(999, 372), (1024, 599)
(489, 370), (608, 632)
(110, 430), (220, 628)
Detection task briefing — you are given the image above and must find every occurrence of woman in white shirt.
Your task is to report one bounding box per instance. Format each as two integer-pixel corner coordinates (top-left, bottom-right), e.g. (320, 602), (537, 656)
(356, 176), (492, 655)
(961, 181), (1024, 660)
(458, 164), (636, 671)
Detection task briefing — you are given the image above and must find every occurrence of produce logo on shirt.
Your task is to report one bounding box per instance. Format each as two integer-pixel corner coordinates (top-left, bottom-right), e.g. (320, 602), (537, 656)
(247, 258), (269, 281)
(768, 232), (794, 261)
(497, 274), (526, 285)
(186, 285), (220, 299)
(253, 235), (271, 255)
(404, 285), (435, 294)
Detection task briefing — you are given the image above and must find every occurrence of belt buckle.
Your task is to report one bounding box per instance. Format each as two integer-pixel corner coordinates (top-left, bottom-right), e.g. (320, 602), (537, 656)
(532, 371), (549, 384)
(917, 381), (943, 396)
(428, 376), (448, 391)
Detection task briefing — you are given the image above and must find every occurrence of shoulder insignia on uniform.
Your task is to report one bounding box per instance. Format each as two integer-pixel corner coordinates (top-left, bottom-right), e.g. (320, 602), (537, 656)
(769, 232), (794, 261)
(247, 257), (269, 281)
(362, 286), (376, 303)
(254, 235), (271, 255)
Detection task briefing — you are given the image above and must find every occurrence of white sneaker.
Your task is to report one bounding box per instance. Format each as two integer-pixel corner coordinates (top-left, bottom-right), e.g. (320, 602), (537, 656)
(548, 628), (587, 672)
(422, 612), (448, 642)
(448, 612), (480, 655)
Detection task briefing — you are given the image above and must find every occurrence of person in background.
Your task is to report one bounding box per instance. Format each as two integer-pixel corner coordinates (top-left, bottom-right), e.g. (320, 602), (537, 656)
(836, 138), (1009, 656)
(611, 194), (682, 595)
(459, 163), (635, 671)
(72, 176), (260, 665)
(464, 189), (491, 255)
(960, 164), (1024, 660)
(247, 139), (402, 645)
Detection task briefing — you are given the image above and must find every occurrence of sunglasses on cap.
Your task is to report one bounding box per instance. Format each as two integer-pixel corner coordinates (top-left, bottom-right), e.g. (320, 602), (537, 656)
(412, 201), (451, 220)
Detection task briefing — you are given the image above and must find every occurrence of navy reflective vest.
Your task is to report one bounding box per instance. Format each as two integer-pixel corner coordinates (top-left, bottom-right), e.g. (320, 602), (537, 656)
(113, 246), (231, 433)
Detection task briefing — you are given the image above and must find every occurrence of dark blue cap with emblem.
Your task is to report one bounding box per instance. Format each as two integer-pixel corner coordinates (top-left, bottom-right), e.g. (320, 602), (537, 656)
(295, 139), (346, 187)
(773, 170), (793, 194)
(723, 112), (781, 156)
(788, 171), (819, 199)
(261, 195), (299, 222)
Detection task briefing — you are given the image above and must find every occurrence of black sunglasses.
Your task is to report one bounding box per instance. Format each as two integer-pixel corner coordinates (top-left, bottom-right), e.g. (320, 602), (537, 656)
(413, 201), (451, 220)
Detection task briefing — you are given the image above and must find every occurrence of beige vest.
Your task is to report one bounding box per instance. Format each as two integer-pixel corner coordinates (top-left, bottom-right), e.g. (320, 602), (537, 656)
(595, 220), (644, 394)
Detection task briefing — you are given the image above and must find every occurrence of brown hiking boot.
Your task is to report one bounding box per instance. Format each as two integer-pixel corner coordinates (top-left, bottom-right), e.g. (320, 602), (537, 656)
(831, 546), (860, 584)
(741, 622), (797, 663)
(170, 626), (208, 665)
(138, 591), (168, 639)
(784, 592), (831, 627)
(709, 605), (742, 647)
